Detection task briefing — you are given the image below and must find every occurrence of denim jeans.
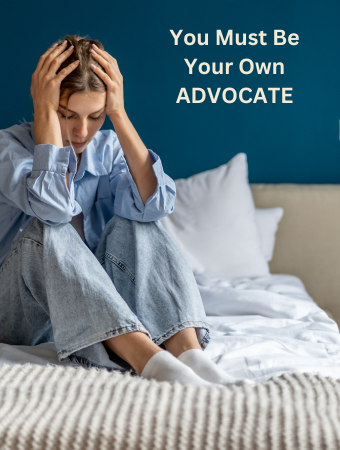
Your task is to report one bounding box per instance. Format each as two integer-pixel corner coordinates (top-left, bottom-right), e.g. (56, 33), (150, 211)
(0, 215), (210, 375)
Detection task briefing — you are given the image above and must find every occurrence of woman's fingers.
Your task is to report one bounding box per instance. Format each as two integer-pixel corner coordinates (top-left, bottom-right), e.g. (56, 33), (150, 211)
(32, 43), (60, 77)
(46, 44), (75, 80)
(54, 60), (80, 84)
(38, 41), (69, 79)
(91, 45), (111, 61)
(31, 40), (80, 114)
(90, 50), (114, 77)
(92, 45), (119, 67)
(90, 63), (111, 84)
(90, 48), (121, 82)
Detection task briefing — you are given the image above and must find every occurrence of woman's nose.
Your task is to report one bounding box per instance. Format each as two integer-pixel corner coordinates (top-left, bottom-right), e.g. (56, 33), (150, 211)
(74, 121), (88, 138)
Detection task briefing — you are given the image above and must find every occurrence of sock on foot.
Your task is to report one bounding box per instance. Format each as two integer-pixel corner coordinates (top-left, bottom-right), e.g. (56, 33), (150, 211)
(140, 350), (212, 386)
(178, 349), (255, 386)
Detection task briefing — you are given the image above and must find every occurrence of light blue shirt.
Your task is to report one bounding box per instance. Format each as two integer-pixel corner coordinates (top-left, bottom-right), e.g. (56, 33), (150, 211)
(0, 121), (176, 267)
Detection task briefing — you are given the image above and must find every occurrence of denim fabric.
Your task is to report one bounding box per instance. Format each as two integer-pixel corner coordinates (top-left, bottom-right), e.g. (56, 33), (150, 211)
(0, 214), (210, 374)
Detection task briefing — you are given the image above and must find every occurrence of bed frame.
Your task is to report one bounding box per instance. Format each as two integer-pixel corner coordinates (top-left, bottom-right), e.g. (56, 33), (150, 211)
(251, 184), (340, 327)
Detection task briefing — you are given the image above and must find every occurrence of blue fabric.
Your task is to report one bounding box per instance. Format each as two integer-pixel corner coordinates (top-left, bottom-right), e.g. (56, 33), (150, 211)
(0, 214), (210, 373)
(0, 121), (176, 267)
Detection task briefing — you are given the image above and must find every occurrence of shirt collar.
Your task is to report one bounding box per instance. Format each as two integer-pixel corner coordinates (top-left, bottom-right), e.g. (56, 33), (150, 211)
(75, 136), (108, 180)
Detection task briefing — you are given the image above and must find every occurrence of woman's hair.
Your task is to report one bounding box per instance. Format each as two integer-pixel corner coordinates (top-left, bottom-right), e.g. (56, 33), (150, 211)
(53, 34), (107, 147)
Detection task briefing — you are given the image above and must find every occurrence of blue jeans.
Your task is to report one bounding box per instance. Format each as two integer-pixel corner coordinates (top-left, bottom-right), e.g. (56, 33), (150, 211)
(0, 215), (210, 374)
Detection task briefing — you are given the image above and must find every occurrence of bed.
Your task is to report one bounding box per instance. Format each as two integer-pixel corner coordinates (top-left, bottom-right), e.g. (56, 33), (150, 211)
(1, 155), (340, 449)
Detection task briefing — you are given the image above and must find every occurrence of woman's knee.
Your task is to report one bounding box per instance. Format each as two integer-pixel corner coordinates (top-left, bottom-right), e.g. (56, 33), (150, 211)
(22, 217), (80, 245)
(96, 215), (134, 252)
(96, 214), (166, 260)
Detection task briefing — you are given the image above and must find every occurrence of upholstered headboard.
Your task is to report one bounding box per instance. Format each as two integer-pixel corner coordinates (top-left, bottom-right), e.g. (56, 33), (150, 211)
(251, 184), (340, 327)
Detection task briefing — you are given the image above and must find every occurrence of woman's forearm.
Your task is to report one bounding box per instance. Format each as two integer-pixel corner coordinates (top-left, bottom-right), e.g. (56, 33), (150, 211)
(34, 108), (70, 190)
(109, 110), (157, 206)
(34, 108), (64, 148)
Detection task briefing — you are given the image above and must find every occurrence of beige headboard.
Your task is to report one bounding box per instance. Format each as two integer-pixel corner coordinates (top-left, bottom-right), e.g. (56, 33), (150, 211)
(251, 184), (340, 327)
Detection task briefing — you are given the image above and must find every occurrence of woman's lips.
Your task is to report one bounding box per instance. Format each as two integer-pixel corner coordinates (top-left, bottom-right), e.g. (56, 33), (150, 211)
(70, 141), (87, 147)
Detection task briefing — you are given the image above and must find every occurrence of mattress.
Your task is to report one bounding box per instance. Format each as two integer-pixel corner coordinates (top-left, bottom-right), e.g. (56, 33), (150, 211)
(1, 272), (340, 384)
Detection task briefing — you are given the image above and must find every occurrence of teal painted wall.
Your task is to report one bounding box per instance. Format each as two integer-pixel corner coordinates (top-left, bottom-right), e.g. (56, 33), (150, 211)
(1, 0), (339, 183)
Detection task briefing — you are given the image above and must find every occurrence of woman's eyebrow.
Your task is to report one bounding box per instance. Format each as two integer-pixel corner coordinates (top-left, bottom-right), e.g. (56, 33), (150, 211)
(58, 104), (105, 114)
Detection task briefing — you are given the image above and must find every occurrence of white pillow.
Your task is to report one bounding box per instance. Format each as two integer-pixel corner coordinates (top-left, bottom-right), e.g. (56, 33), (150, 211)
(160, 153), (270, 279)
(161, 207), (284, 272)
(255, 207), (284, 261)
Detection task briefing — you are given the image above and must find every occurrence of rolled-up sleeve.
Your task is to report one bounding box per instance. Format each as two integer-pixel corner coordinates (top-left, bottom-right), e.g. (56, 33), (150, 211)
(0, 137), (81, 225)
(109, 145), (176, 222)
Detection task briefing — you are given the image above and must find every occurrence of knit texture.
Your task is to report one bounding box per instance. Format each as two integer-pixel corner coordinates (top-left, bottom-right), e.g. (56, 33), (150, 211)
(0, 363), (340, 450)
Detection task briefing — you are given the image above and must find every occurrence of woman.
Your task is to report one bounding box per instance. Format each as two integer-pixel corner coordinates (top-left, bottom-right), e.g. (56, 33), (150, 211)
(0, 35), (245, 386)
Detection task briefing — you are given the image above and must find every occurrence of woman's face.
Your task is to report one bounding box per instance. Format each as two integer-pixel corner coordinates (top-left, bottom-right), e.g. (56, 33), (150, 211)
(58, 91), (107, 154)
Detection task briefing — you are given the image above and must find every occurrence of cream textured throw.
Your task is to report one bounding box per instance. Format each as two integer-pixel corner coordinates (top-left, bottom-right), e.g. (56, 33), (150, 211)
(0, 363), (340, 450)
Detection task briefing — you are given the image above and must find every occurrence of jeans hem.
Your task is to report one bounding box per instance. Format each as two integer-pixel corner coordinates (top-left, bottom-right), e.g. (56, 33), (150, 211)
(67, 355), (139, 376)
(152, 320), (211, 350)
(57, 323), (152, 361)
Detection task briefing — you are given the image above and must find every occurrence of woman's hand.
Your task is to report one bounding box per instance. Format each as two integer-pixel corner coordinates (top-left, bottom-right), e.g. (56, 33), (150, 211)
(89, 44), (125, 118)
(31, 40), (80, 114)
(32, 41), (79, 170)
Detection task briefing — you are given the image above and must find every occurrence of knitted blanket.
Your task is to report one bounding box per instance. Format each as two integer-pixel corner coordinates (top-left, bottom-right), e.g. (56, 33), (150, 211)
(0, 363), (339, 450)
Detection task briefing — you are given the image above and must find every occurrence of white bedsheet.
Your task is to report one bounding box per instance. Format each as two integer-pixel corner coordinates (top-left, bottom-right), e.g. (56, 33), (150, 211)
(2, 273), (340, 383)
(198, 272), (340, 382)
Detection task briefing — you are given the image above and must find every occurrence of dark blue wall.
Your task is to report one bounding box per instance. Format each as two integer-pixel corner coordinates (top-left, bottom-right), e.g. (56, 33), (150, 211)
(1, 0), (340, 183)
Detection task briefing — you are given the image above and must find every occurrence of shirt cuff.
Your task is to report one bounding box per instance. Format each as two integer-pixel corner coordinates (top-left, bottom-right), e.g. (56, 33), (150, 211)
(146, 149), (165, 187)
(32, 144), (75, 175)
